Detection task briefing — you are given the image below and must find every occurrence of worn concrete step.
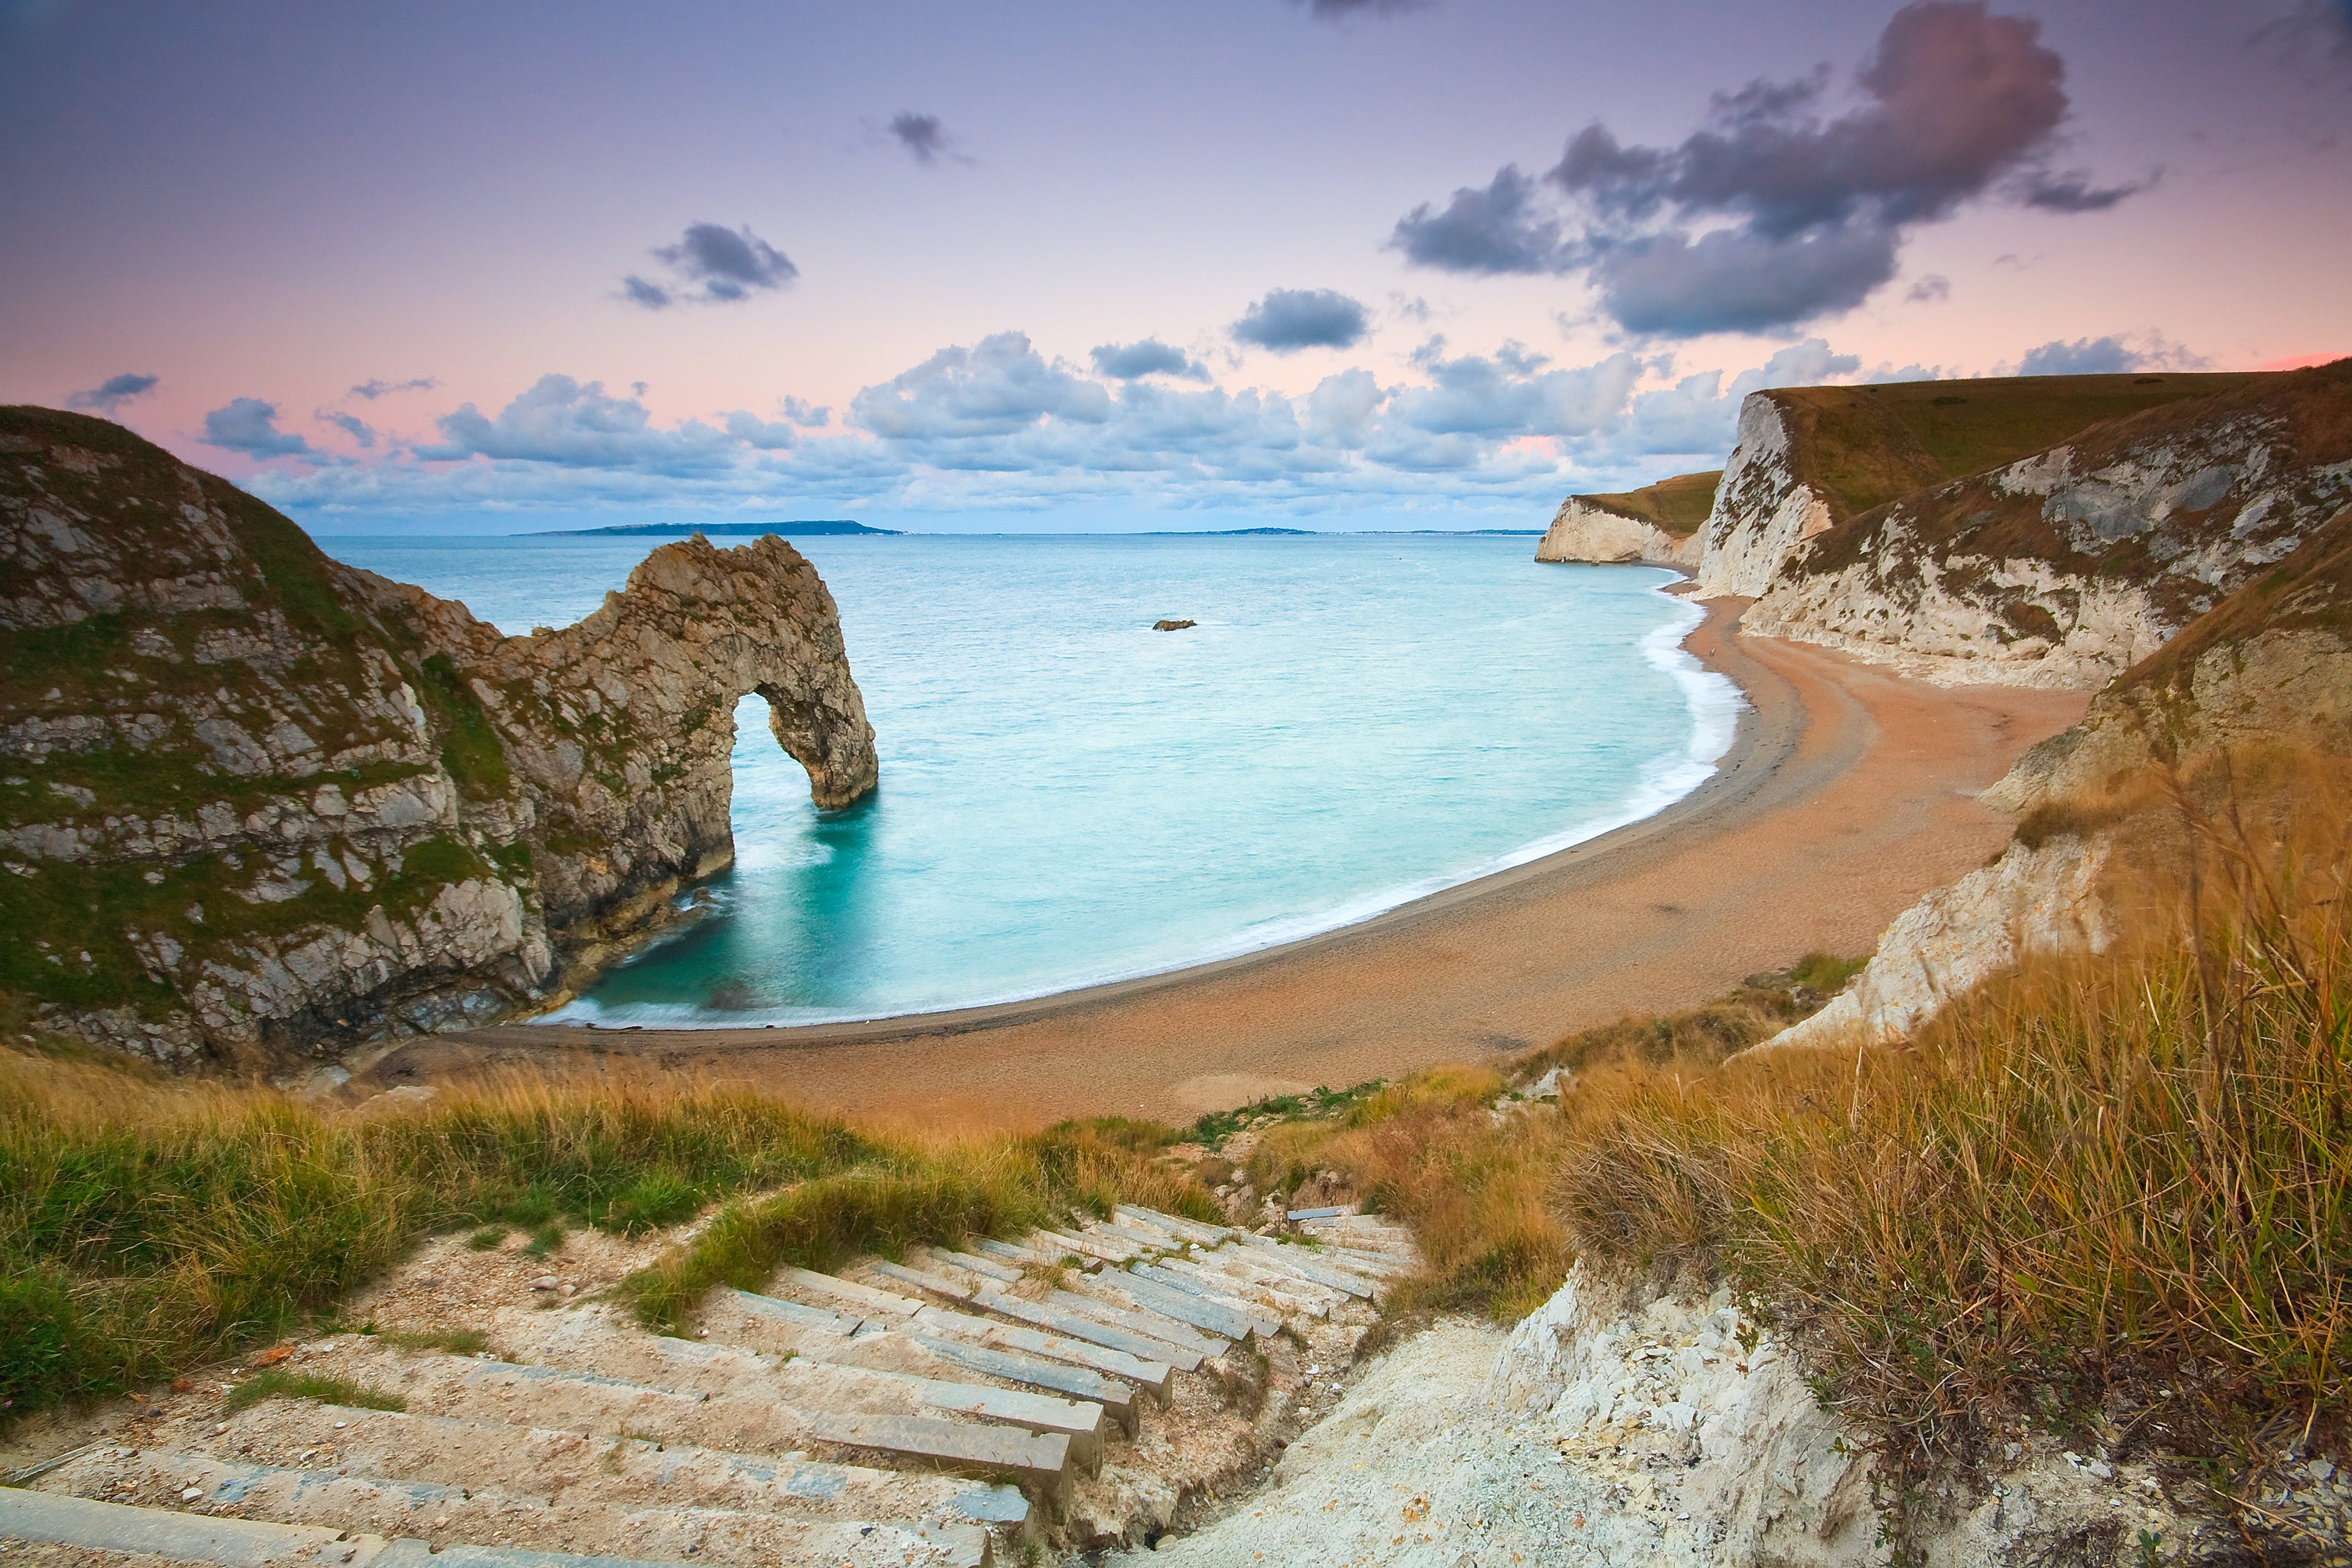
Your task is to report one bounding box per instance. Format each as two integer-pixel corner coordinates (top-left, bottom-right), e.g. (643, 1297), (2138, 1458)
(964, 1292), (1204, 1373)
(966, 1239), (1044, 1266)
(717, 1287), (860, 1337)
(807, 1416), (1070, 1514)
(1171, 1249), (1347, 1314)
(899, 1334), (1140, 1437)
(1027, 1229), (1138, 1265)
(922, 1249), (1023, 1284)
(1095, 1220), (1185, 1255)
(1114, 1268), (1278, 1340)
(1115, 1206), (1234, 1246)
(504, 1312), (1102, 1470)
(772, 1267), (923, 1320)
(30, 1450), (992, 1568)
(904, 1305), (1173, 1403)
(1035, 1287), (1226, 1361)
(164, 1398), (1023, 1532)
(1225, 1236), (1380, 1297)
(1296, 1237), (1417, 1275)
(861, 1260), (983, 1305)
(0, 1488), (369, 1568)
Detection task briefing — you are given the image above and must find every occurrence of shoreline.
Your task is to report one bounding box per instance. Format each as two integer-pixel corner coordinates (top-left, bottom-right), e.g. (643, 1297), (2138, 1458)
(359, 601), (2089, 1126)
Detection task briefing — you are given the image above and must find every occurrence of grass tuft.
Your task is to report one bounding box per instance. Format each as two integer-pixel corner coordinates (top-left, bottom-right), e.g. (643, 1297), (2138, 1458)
(222, 1369), (405, 1414)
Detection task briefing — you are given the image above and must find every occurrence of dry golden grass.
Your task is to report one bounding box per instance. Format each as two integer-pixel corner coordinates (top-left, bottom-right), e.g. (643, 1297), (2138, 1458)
(1, 1057), (1209, 1420)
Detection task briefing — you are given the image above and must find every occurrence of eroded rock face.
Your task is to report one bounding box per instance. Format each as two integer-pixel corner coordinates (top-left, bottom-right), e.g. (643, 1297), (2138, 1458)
(0, 407), (876, 1067)
(1535, 498), (1701, 568)
(1745, 363), (2352, 688)
(1692, 394), (1856, 595)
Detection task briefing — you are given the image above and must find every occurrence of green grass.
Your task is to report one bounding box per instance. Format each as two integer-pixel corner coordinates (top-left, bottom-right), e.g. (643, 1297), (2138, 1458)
(0, 1064), (1210, 1421)
(222, 1369), (405, 1414)
(413, 652), (514, 798)
(1573, 470), (1722, 538)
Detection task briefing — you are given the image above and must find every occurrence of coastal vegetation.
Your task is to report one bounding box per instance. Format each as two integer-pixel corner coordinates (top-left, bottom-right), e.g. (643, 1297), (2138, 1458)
(0, 1051), (1210, 1419)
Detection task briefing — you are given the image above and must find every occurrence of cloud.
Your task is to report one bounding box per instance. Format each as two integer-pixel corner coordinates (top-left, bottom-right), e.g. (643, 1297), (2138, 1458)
(623, 222), (797, 309)
(1090, 339), (1212, 381)
(2014, 332), (2211, 377)
(201, 397), (316, 459)
(2255, 2), (2352, 75)
(1231, 288), (1370, 352)
(1391, 2), (2140, 336)
(1906, 273), (1951, 303)
(347, 376), (437, 401)
(781, 396), (829, 428)
(416, 375), (740, 472)
(68, 372), (159, 412)
(1291, 0), (1429, 17)
(2017, 168), (2156, 212)
(319, 410), (376, 447)
(888, 112), (972, 166)
(851, 332), (1111, 442)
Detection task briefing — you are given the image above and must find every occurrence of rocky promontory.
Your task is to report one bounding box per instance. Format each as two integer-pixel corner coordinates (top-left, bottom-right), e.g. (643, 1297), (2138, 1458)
(0, 407), (876, 1068)
(1534, 470), (1718, 568)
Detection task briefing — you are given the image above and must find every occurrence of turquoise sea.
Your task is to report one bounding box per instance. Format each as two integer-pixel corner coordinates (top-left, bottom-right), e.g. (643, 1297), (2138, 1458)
(320, 531), (1740, 1026)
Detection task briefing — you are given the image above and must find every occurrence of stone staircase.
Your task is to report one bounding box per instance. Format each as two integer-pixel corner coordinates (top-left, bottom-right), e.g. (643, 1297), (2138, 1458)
(4, 1206), (1416, 1567)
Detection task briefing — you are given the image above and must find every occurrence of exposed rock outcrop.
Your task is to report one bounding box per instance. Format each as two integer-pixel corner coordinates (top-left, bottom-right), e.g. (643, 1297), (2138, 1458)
(1536, 470), (1718, 567)
(1742, 362), (2352, 687)
(0, 407), (876, 1067)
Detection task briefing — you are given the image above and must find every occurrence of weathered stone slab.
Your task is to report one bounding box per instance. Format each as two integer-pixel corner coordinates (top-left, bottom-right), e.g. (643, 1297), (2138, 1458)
(808, 1412), (1071, 1512)
(908, 1306), (1173, 1402)
(904, 1333), (1140, 1436)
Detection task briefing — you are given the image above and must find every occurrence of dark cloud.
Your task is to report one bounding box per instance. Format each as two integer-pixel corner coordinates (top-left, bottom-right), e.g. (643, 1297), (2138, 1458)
(2254, 1), (2352, 74)
(1090, 339), (1212, 381)
(68, 372), (159, 412)
(319, 410), (375, 447)
(624, 222), (797, 309)
(2017, 168), (2156, 212)
(1390, 164), (1571, 275)
(1593, 222), (1901, 337)
(889, 112), (971, 166)
(1231, 288), (1370, 353)
(2015, 332), (2209, 376)
(1292, 0), (1429, 17)
(1906, 273), (1951, 303)
(1391, 2), (2140, 336)
(347, 376), (437, 401)
(201, 397), (316, 459)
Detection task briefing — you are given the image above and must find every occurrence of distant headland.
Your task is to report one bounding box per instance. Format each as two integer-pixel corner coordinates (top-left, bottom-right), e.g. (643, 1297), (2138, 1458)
(530, 520), (904, 537)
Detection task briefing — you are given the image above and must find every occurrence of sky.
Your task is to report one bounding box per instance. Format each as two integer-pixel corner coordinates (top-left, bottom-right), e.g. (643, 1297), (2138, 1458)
(3, 0), (2348, 534)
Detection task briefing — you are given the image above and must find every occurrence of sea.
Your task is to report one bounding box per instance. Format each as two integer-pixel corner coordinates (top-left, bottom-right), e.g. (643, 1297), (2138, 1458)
(319, 530), (1741, 1026)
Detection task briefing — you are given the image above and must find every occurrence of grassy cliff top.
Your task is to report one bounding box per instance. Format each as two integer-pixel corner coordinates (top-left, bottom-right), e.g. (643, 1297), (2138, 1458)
(1571, 469), (1722, 537)
(1769, 371), (2271, 523)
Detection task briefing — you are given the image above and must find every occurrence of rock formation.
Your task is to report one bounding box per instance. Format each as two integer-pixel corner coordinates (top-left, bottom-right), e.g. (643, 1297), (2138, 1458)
(1747, 364), (2352, 687)
(1535, 471), (1718, 568)
(0, 407), (876, 1067)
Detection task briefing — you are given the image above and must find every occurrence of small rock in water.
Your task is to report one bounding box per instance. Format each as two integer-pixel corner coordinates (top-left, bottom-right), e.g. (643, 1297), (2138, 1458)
(1152, 619), (1196, 631)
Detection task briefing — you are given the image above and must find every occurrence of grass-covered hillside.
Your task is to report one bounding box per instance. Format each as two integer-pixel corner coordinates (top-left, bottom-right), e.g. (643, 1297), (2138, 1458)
(1569, 469), (1722, 538)
(1763, 370), (2267, 524)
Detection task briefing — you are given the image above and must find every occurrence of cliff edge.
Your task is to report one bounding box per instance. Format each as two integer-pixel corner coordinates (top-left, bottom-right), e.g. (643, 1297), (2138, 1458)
(1535, 470), (1718, 568)
(0, 407), (876, 1067)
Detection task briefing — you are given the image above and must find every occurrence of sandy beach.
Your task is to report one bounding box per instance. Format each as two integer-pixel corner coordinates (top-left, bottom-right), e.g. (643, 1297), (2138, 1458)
(359, 602), (2087, 1127)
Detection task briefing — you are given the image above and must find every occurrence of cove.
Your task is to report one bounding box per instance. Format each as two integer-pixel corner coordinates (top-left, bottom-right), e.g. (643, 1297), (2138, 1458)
(321, 531), (1738, 1026)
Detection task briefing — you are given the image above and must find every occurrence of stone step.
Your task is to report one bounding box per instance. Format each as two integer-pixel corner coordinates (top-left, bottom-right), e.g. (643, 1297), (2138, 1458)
(1170, 1250), (1347, 1314)
(717, 1287), (860, 1337)
(1033, 1288), (1226, 1361)
(0, 1488), (367, 1568)
(966, 1239), (1044, 1266)
(771, 1267), (924, 1320)
(1027, 1229), (1138, 1265)
(1296, 1237), (1417, 1275)
(1111, 1268), (1276, 1341)
(1095, 1220), (1185, 1254)
(502, 1312), (1102, 1472)
(1152, 1256), (1329, 1319)
(862, 1259), (983, 1305)
(161, 1400), (1023, 1532)
(293, 1344), (1046, 1487)
(806, 1416), (1071, 1514)
(899, 1334), (1140, 1438)
(904, 1305), (1174, 1403)
(1115, 1205), (1235, 1246)
(1225, 1236), (1380, 1297)
(923, 1249), (1023, 1284)
(967, 1293), (1204, 1373)
(30, 1450), (992, 1568)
